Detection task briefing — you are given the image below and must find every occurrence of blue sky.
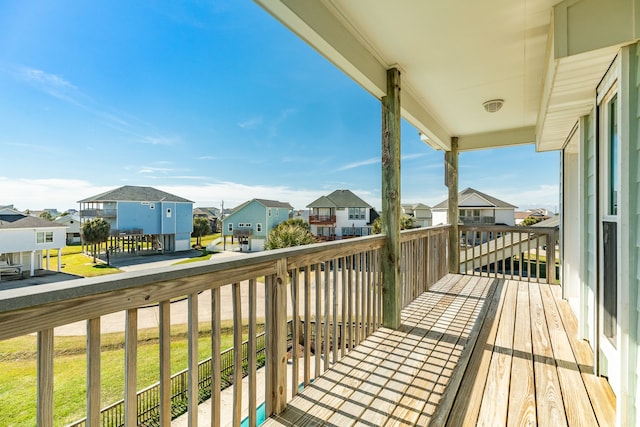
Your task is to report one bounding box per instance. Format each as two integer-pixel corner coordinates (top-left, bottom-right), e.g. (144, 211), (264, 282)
(0, 1), (559, 213)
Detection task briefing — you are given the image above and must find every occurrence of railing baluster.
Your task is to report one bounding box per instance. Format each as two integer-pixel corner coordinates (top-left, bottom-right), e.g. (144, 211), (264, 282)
(159, 300), (171, 427)
(248, 279), (257, 427)
(332, 258), (338, 364)
(355, 254), (361, 346)
(37, 328), (53, 427)
(346, 256), (352, 354)
(314, 263), (322, 378)
(232, 283), (242, 426)
(291, 269), (299, 398)
(341, 256), (347, 358)
(87, 317), (100, 427)
(304, 266), (311, 386)
(124, 309), (137, 427)
(211, 287), (221, 427)
(536, 233), (541, 283)
(187, 293), (199, 426)
(527, 230), (531, 283)
(323, 261), (330, 373)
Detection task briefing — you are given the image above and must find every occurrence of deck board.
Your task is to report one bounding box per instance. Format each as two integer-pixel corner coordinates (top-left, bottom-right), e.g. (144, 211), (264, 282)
(263, 274), (615, 427)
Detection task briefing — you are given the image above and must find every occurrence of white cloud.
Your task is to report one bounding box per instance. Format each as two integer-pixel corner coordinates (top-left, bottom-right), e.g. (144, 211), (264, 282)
(238, 117), (263, 129)
(0, 178), (112, 211)
(336, 157), (379, 171)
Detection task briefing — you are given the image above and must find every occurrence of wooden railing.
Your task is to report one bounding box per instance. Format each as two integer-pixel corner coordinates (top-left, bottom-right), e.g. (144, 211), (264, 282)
(0, 225), (449, 427)
(308, 215), (336, 224)
(458, 225), (558, 283)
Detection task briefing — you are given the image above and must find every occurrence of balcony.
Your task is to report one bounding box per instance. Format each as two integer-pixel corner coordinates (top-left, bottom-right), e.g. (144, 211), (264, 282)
(308, 215), (336, 224)
(459, 215), (495, 225)
(80, 208), (118, 218)
(0, 225), (614, 426)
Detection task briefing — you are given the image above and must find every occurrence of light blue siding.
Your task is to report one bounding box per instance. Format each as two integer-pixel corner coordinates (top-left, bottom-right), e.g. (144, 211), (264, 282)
(116, 201), (162, 233)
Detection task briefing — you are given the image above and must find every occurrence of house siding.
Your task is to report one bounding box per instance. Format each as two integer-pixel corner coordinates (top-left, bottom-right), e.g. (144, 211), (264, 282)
(494, 209), (515, 226)
(116, 201), (162, 234)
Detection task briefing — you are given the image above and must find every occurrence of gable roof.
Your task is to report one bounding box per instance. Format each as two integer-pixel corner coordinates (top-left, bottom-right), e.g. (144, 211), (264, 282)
(254, 199), (294, 209)
(224, 199), (294, 221)
(0, 209), (66, 229)
(78, 185), (193, 203)
(432, 187), (517, 210)
(307, 190), (372, 209)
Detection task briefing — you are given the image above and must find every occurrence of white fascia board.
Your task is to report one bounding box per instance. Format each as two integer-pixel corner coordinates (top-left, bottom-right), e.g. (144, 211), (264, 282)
(255, 0), (450, 151)
(457, 126), (536, 152)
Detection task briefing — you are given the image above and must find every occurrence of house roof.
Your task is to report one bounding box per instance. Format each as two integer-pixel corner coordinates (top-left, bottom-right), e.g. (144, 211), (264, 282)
(403, 203), (431, 210)
(224, 198), (293, 221)
(432, 188), (517, 210)
(253, 199), (294, 209)
(0, 211), (66, 229)
(307, 190), (372, 209)
(255, 1), (624, 153)
(78, 185), (193, 203)
(193, 207), (219, 217)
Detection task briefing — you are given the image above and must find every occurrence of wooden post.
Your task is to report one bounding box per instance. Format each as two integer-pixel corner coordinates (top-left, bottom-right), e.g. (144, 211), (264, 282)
(446, 137), (459, 273)
(265, 259), (288, 415)
(381, 67), (401, 329)
(37, 329), (54, 427)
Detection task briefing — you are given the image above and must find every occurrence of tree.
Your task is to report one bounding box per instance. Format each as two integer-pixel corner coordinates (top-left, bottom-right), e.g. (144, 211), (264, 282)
(39, 211), (53, 221)
(82, 218), (111, 262)
(265, 218), (315, 250)
(371, 215), (415, 234)
(521, 216), (542, 227)
(192, 217), (211, 246)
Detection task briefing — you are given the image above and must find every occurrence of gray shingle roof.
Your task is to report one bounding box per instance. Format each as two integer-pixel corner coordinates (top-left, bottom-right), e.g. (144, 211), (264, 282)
(78, 185), (193, 203)
(307, 190), (372, 209)
(0, 214), (66, 229)
(432, 187), (517, 209)
(254, 199), (294, 209)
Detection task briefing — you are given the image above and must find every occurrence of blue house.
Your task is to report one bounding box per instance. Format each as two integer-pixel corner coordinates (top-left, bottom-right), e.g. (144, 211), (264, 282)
(79, 185), (194, 253)
(222, 199), (293, 251)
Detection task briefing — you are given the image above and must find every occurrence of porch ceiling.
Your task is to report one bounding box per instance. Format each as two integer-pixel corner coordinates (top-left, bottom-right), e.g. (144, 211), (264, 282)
(255, 0), (633, 152)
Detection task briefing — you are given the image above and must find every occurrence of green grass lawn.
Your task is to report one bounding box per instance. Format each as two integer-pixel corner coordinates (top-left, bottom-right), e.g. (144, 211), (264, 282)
(45, 244), (121, 278)
(0, 321), (261, 426)
(44, 232), (221, 277)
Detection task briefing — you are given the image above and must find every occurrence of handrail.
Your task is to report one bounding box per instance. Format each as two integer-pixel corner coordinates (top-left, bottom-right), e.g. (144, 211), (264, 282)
(458, 224), (558, 283)
(0, 225), (450, 426)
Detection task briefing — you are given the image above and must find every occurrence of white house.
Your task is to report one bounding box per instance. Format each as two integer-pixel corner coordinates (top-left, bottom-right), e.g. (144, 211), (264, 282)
(307, 190), (376, 239)
(401, 203), (432, 227)
(0, 207), (66, 278)
(54, 214), (81, 244)
(432, 188), (517, 226)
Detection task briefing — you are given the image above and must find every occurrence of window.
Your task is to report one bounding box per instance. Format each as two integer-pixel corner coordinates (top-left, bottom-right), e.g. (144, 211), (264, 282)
(227, 223), (233, 232)
(268, 208), (272, 217)
(36, 231), (53, 244)
(149, 203), (155, 210)
(238, 223), (252, 228)
(166, 208), (172, 218)
(257, 223), (262, 232)
(348, 207), (366, 220)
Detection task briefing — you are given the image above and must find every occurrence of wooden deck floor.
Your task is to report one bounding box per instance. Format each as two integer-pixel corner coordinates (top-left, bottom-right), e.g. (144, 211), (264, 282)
(263, 274), (615, 426)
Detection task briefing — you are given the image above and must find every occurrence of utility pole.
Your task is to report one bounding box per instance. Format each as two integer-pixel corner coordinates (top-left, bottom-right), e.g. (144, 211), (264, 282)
(222, 200), (226, 250)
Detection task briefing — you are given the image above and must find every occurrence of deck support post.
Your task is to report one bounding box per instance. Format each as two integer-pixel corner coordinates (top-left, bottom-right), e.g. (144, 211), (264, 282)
(446, 137), (459, 273)
(381, 67), (401, 329)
